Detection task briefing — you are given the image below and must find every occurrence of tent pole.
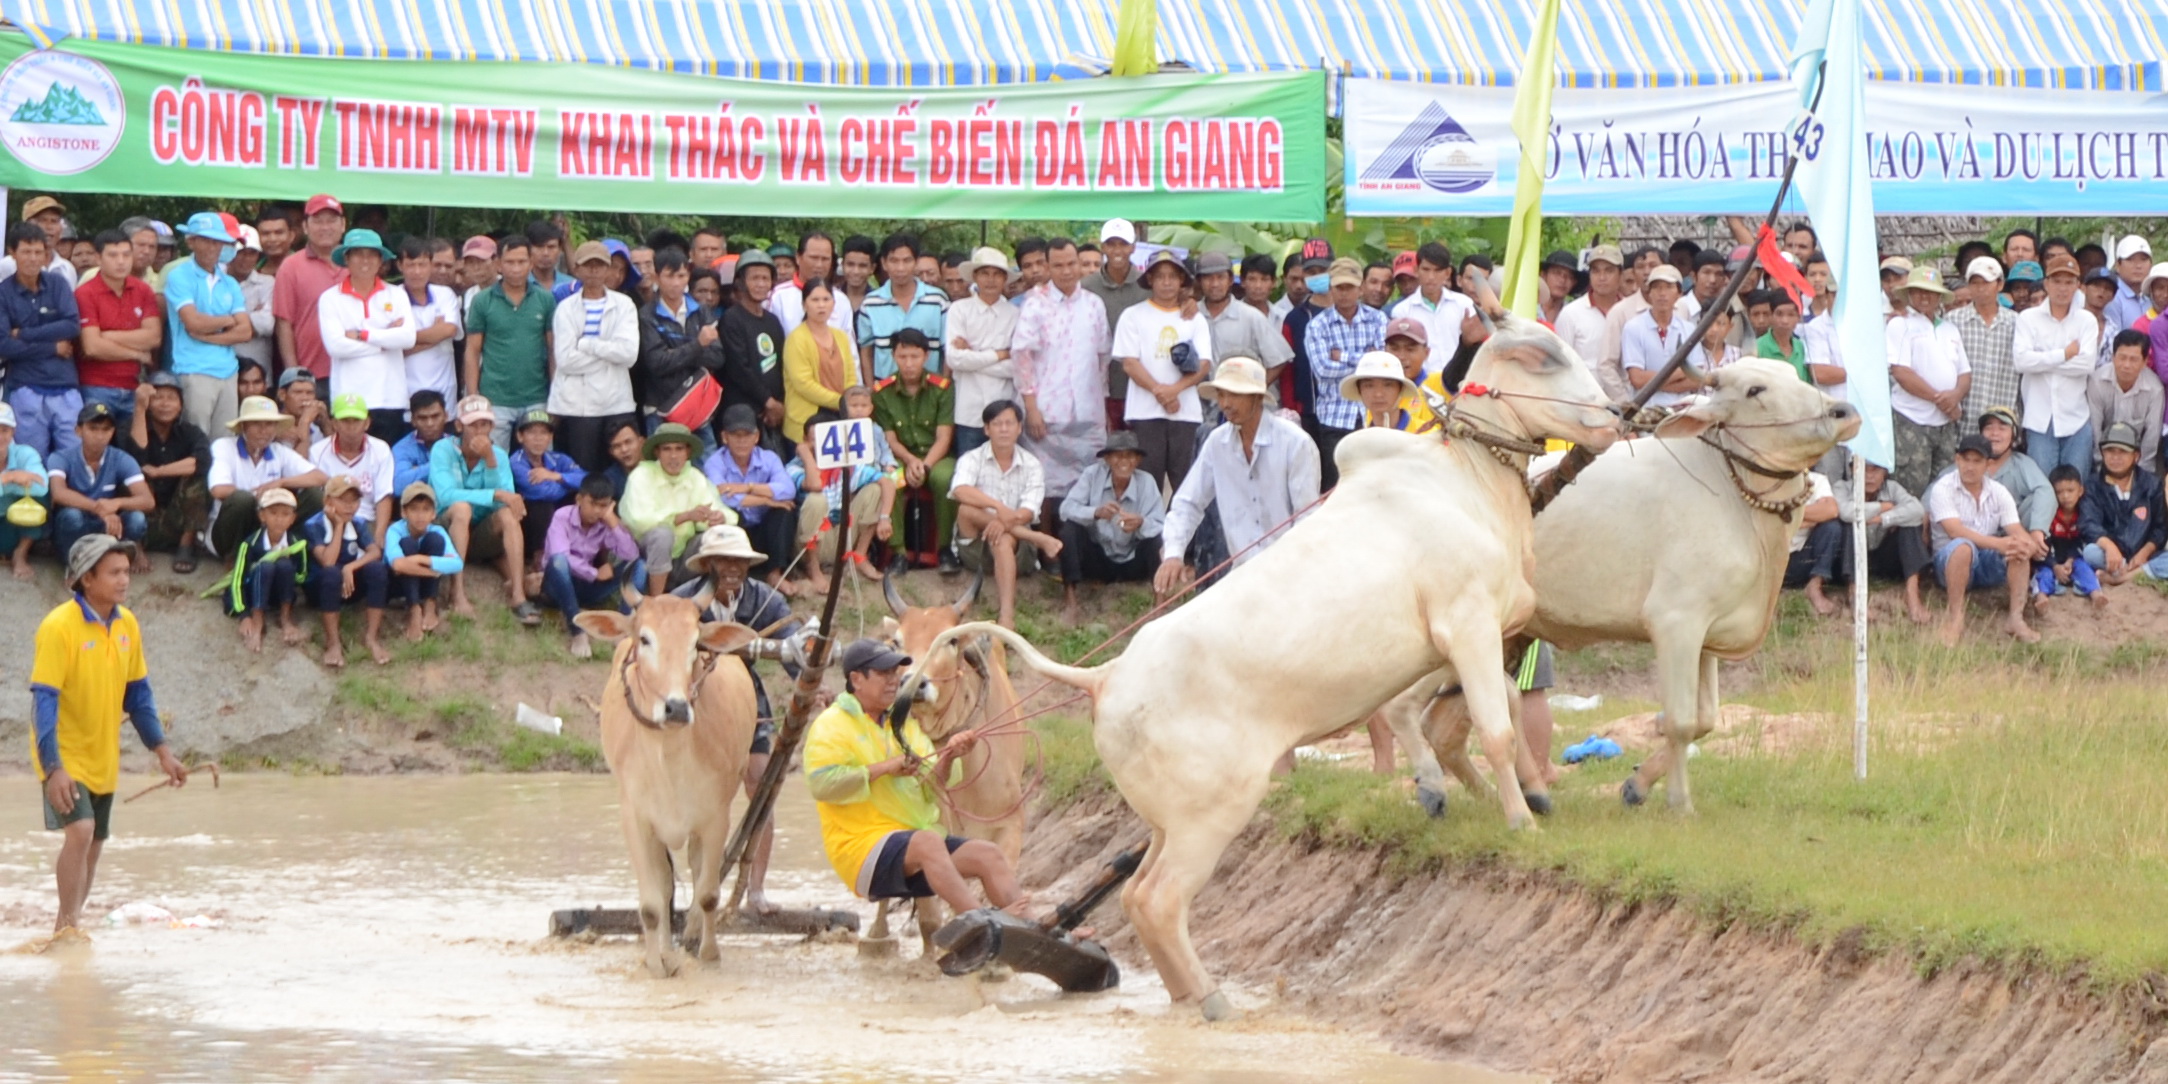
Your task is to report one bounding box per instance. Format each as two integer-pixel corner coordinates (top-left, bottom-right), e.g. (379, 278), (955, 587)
(1852, 451), (1868, 781)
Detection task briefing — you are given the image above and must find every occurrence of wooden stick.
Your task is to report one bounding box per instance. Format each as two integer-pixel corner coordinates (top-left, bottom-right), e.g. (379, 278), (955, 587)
(122, 762), (220, 803)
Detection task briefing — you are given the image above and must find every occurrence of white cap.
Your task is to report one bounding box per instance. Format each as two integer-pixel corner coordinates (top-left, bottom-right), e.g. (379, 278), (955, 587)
(1099, 218), (1136, 245)
(2116, 235), (2152, 261)
(0, 402), (15, 428)
(1964, 256), (2004, 283)
(234, 224), (263, 253)
(1642, 264), (1683, 286)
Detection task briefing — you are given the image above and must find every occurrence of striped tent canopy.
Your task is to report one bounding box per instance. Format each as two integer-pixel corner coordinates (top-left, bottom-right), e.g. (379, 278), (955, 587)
(1, 0), (2159, 90)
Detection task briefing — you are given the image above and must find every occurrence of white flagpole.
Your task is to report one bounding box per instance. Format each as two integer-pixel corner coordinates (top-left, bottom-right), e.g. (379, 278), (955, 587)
(1851, 452), (1868, 780)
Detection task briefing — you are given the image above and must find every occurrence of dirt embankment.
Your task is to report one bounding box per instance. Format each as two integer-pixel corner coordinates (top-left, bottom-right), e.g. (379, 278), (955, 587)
(1023, 797), (2168, 1084)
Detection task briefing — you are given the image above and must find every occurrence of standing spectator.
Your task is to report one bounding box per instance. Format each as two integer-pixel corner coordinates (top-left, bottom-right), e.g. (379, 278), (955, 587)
(1, 197), (78, 289)
(1014, 237), (1050, 294)
(230, 227), (276, 373)
(1753, 290), (1808, 383)
(1926, 434), (2037, 646)
(508, 408), (585, 569)
(1836, 460), (1931, 623)
(316, 230), (415, 444)
(1081, 220), (1148, 415)
(458, 235), (499, 310)
(2080, 422), (2168, 584)
(872, 329), (956, 566)
(2012, 254), (2100, 473)
(272, 194), (346, 381)
(526, 220), (570, 300)
(2005, 261), (2044, 313)
(1057, 430), (1163, 623)
(0, 222), (82, 462)
(1555, 244), (1626, 394)
(124, 372), (208, 573)
(549, 241), (640, 473)
(1389, 241), (1474, 378)
(46, 402), (151, 563)
(428, 395), (536, 621)
(462, 237), (555, 449)
(1359, 261), (1395, 310)
(2084, 268), (2119, 335)
(2089, 331), (2162, 468)
(617, 422), (731, 596)
(397, 238), (462, 407)
(1012, 238), (1109, 531)
(309, 392), (396, 546)
(637, 247), (724, 443)
(302, 475), (390, 667)
(1114, 250), (1214, 491)
(541, 473), (641, 658)
(837, 234), (877, 316)
(254, 208), (295, 277)
(704, 403), (796, 592)
(1158, 358), (1320, 596)
(946, 246), (1019, 456)
(1598, 247), (1662, 384)
(2002, 229), (2039, 268)
(1620, 265), (1700, 408)
(689, 228), (727, 270)
(1949, 256), (2016, 432)
(855, 232), (948, 384)
(0, 402), (47, 579)
(1303, 257), (1387, 488)
(1077, 243), (1104, 278)
(718, 248), (788, 440)
(1887, 267), (1971, 497)
(1240, 253), (1280, 316)
(206, 395), (326, 557)
(1536, 249), (1579, 325)
(939, 252), (970, 302)
(74, 229), (161, 434)
(1270, 250), (1308, 322)
(1678, 250), (1728, 321)
(163, 213), (253, 440)
(949, 400), (1059, 628)
(2105, 236), (2152, 335)
(780, 278), (857, 444)
(1198, 252), (1292, 391)
(1280, 240), (1335, 422)
(768, 231), (851, 337)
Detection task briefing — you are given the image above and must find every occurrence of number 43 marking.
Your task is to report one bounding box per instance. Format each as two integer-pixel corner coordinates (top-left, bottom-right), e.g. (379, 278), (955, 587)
(1791, 116), (1825, 161)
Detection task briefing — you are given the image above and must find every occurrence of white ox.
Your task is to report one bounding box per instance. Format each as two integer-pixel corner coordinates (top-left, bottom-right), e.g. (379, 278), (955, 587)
(923, 314), (1622, 1019)
(1396, 358), (1861, 815)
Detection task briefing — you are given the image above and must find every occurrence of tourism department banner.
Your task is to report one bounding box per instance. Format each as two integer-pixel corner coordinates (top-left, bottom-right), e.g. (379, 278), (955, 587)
(0, 38), (1326, 221)
(1347, 76), (2168, 216)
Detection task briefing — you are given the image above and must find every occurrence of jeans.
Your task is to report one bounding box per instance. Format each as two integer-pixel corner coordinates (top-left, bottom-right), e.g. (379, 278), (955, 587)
(8, 386), (82, 462)
(228, 555), (299, 616)
(540, 553), (644, 632)
(52, 506), (147, 556)
(555, 412), (640, 476)
(1934, 538), (2010, 590)
(490, 404), (547, 452)
(1782, 519), (1845, 587)
(2079, 542), (2168, 580)
(307, 559), (389, 611)
(2034, 555), (2102, 597)
(79, 386), (136, 436)
(392, 529), (449, 605)
(952, 424), (988, 457)
(2025, 422), (2093, 476)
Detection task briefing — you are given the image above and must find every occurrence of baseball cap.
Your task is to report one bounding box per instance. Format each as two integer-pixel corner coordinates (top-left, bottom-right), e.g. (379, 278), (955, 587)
(1977, 405), (2020, 432)
(2102, 422), (2143, 451)
(181, 211), (235, 244)
(1192, 251), (1233, 277)
(1327, 256), (1363, 288)
(1585, 244), (1624, 269)
(20, 195), (63, 220)
(305, 194), (345, 218)
(1391, 251), (1418, 276)
(571, 240), (611, 266)
(330, 393), (369, 421)
(1642, 264), (1683, 286)
(1964, 256), (2004, 283)
(400, 481), (437, 506)
(1384, 316), (1429, 345)
(278, 367), (316, 389)
(258, 486), (298, 510)
(77, 401), (117, 426)
(457, 394), (495, 427)
(1879, 256), (1913, 275)
(149, 221), (175, 243)
(234, 224), (263, 253)
(2005, 261), (2044, 284)
(461, 235), (498, 260)
(516, 407), (554, 432)
(840, 638), (912, 675)
(719, 403), (760, 433)
(2115, 235), (2152, 261)
(323, 475), (359, 501)
(1300, 238), (1334, 271)
(1542, 249), (1579, 273)
(1954, 434), (1995, 458)
(2042, 254), (2081, 280)
(1099, 219), (1136, 245)
(2084, 266), (2118, 286)
(0, 402), (14, 428)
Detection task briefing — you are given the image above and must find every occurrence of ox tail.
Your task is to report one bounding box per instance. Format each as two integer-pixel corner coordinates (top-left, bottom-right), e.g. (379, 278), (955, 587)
(936, 621), (1106, 700)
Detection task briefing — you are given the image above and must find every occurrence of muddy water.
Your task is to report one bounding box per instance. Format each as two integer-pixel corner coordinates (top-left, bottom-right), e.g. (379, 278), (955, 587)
(0, 776), (1536, 1083)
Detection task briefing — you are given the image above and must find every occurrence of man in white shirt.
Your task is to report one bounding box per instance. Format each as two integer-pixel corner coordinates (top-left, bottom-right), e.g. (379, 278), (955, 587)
(1925, 434), (2037, 646)
(315, 229), (417, 444)
(1157, 358), (1320, 598)
(206, 395), (329, 557)
(1554, 244), (1626, 398)
(397, 239), (463, 407)
(1780, 472), (1843, 616)
(1885, 266), (1972, 498)
(2010, 254), (2100, 473)
(946, 246), (1019, 457)
(1598, 247), (1663, 390)
(766, 231), (853, 337)
(948, 400), (1053, 629)
(1619, 265), (1700, 408)
(231, 227), (277, 372)
(309, 393), (397, 545)
(1111, 250), (1212, 491)
(1388, 241), (1474, 379)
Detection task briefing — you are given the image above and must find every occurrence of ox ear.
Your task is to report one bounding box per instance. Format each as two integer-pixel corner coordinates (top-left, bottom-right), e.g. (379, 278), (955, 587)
(699, 621), (761, 656)
(574, 610), (636, 643)
(880, 616), (902, 641)
(1653, 401), (1719, 441)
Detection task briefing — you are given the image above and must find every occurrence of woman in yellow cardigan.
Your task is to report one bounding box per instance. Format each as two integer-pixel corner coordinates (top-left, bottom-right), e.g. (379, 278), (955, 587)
(781, 279), (861, 444)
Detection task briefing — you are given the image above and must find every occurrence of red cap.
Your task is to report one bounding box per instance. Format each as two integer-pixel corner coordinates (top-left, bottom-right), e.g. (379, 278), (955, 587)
(1392, 251), (1417, 276)
(304, 194), (344, 217)
(1384, 316), (1429, 345)
(216, 212), (242, 241)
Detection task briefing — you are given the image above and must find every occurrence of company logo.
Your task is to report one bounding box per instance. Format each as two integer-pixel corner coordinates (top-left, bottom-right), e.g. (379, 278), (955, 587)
(0, 51), (125, 175)
(1359, 102), (1494, 194)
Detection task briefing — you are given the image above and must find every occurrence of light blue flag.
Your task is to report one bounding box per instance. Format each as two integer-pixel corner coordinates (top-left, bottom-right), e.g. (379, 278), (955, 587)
(1790, 0), (1891, 467)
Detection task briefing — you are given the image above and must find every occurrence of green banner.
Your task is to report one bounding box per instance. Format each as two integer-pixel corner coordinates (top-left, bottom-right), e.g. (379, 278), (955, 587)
(0, 38), (1326, 221)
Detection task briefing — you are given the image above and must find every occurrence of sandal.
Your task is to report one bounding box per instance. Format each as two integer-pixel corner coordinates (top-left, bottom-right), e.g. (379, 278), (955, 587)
(171, 554), (197, 574)
(513, 600), (543, 627)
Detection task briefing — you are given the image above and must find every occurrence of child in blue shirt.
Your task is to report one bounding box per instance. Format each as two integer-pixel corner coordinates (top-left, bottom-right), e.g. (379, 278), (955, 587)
(386, 482), (464, 641)
(792, 385), (896, 592)
(509, 408), (586, 570)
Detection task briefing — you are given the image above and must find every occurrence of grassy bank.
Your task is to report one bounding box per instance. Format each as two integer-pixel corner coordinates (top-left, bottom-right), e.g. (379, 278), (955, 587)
(1033, 590), (2168, 990)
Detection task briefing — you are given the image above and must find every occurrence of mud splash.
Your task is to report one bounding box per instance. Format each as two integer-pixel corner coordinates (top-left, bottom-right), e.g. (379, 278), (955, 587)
(1023, 797), (2168, 1084)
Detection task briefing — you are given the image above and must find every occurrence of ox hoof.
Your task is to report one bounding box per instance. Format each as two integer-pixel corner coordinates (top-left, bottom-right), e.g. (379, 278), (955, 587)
(1199, 990), (1236, 1022)
(645, 955), (681, 979)
(1417, 784), (1448, 819)
(1523, 791), (1553, 817)
(1621, 775), (1647, 807)
(858, 934), (899, 960)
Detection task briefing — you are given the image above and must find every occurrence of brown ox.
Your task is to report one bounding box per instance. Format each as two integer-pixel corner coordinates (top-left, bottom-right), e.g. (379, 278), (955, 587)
(576, 584), (760, 977)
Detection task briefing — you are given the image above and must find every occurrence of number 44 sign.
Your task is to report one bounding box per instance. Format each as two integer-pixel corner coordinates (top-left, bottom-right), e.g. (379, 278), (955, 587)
(812, 418), (880, 471)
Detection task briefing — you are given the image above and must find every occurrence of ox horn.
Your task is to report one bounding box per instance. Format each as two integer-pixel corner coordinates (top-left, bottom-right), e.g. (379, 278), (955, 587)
(882, 566), (910, 617)
(953, 569), (983, 616)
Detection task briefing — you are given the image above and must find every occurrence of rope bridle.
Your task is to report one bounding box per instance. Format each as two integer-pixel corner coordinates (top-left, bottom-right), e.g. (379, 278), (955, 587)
(1697, 429), (1815, 518)
(616, 629), (727, 730)
(1433, 383), (1555, 479)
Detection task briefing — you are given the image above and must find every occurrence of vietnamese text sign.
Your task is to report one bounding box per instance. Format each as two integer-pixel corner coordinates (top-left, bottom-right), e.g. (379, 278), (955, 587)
(0, 39), (1326, 221)
(1347, 76), (2168, 216)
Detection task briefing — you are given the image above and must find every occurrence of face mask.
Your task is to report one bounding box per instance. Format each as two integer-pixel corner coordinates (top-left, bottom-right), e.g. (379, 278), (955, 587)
(219, 244), (238, 264)
(1305, 274), (1330, 295)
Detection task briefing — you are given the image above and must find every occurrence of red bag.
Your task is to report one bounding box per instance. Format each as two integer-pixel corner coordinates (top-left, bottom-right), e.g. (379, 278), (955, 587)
(660, 371), (723, 429)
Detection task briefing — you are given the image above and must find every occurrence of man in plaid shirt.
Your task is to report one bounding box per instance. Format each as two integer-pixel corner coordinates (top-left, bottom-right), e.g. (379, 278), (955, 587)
(1302, 257), (1388, 489)
(1949, 256), (2018, 435)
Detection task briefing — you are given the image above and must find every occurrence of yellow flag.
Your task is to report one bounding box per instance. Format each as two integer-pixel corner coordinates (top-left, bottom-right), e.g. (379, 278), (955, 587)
(1500, 0), (1563, 320)
(1111, 0), (1159, 77)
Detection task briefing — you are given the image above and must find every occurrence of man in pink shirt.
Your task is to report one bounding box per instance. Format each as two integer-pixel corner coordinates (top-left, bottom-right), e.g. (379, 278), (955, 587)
(271, 194), (347, 384)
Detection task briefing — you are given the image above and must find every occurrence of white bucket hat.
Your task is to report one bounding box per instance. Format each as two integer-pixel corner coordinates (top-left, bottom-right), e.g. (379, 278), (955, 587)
(1338, 350), (1418, 402)
(961, 246), (1014, 283)
(688, 524), (766, 566)
(1201, 357), (1271, 399)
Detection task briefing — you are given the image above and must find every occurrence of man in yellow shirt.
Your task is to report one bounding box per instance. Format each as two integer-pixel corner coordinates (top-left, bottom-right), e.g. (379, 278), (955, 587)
(804, 638), (1020, 912)
(31, 535), (188, 933)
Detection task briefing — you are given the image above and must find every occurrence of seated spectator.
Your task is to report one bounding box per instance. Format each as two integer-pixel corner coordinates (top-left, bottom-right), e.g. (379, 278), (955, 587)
(1835, 460), (1930, 623)
(74, 228), (161, 434)
(428, 395), (536, 624)
(386, 482), (462, 641)
(797, 385), (894, 594)
(208, 395), (327, 559)
(950, 400), (1059, 629)
(391, 390), (450, 497)
(600, 419), (644, 501)
(2087, 330), (2162, 469)
(1340, 351), (1426, 432)
(46, 402), (151, 567)
(221, 485), (306, 653)
(0, 401), (48, 580)
(1779, 471), (1842, 615)
(1927, 434), (2038, 646)
(304, 475), (390, 667)
(309, 393), (395, 544)
(275, 368), (328, 455)
(124, 372), (211, 573)
(2035, 464), (2104, 610)
(618, 422), (732, 597)
(872, 329), (957, 568)
(2080, 422), (2168, 586)
(703, 404), (797, 594)
(1057, 429), (1163, 623)
(0, 221), (83, 463)
(509, 409), (586, 569)
(540, 474), (640, 659)
(235, 361), (269, 401)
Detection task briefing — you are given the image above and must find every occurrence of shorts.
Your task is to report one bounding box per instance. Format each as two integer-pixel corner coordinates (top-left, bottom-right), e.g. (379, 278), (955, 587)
(42, 781), (114, 841)
(1934, 538), (2008, 589)
(1514, 641), (1556, 692)
(865, 830), (967, 900)
(956, 533), (1040, 575)
(749, 718), (777, 756)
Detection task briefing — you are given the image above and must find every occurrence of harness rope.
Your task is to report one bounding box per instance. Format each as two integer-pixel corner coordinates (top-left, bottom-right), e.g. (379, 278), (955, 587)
(617, 635), (725, 729)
